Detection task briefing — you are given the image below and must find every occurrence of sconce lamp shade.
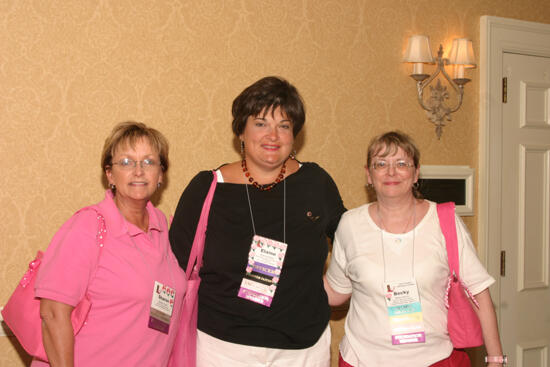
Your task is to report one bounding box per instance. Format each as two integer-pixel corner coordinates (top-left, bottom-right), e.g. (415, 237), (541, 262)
(403, 35), (434, 63)
(448, 38), (476, 67)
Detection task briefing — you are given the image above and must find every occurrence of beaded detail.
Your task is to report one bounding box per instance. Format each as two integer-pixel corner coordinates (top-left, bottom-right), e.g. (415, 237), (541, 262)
(241, 159), (286, 191)
(96, 213), (106, 247)
(20, 258), (41, 288)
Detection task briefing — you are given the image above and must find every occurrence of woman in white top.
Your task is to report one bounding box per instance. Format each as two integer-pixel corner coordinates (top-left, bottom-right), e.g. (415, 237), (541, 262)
(324, 131), (505, 367)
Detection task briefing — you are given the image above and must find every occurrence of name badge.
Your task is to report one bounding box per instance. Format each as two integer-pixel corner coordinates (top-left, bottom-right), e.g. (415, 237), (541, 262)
(384, 279), (426, 345)
(148, 281), (176, 334)
(237, 235), (287, 307)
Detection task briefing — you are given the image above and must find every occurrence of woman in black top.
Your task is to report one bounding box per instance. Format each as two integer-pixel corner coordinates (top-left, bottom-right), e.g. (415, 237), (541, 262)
(170, 76), (345, 367)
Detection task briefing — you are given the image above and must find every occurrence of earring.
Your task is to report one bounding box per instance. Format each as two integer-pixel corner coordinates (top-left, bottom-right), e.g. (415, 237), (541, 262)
(240, 140), (245, 157)
(366, 183), (374, 189)
(289, 149), (297, 160)
(157, 182), (162, 189)
(413, 181), (420, 189)
(109, 184), (116, 190)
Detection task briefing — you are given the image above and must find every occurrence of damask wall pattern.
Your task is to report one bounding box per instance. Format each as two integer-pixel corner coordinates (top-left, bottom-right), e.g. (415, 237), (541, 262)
(1, 1), (549, 365)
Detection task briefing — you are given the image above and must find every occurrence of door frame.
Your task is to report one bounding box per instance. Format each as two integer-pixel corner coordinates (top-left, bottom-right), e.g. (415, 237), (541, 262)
(479, 16), (550, 314)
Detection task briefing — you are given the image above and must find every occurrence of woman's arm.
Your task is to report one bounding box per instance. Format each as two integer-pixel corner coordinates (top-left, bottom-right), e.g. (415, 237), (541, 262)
(169, 171), (212, 269)
(320, 167), (346, 241)
(324, 275), (351, 306)
(40, 299), (75, 367)
(473, 288), (505, 367)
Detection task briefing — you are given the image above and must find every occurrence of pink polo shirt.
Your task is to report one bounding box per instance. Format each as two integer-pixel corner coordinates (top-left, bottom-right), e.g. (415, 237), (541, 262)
(33, 191), (187, 367)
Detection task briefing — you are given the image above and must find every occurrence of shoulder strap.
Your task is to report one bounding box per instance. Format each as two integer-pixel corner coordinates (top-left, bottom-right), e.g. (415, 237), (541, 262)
(436, 202), (459, 278)
(185, 171), (217, 277)
(75, 206), (107, 249)
(74, 206), (107, 291)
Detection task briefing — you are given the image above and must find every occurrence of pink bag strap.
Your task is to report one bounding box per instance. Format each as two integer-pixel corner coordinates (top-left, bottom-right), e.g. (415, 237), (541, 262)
(185, 171), (217, 278)
(437, 202), (459, 278)
(75, 206), (107, 249)
(437, 202), (480, 309)
(74, 206), (107, 291)
(19, 253), (44, 288)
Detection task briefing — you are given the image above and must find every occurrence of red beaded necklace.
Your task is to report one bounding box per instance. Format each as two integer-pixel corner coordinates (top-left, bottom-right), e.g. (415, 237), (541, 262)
(241, 159), (287, 191)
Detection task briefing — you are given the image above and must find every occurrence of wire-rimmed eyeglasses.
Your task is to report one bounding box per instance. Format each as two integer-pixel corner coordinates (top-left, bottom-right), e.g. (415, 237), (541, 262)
(111, 158), (161, 170)
(371, 160), (414, 171)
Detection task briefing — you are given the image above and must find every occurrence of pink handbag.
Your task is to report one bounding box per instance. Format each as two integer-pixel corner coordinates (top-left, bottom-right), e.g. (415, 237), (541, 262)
(437, 202), (484, 348)
(168, 172), (217, 367)
(1, 207), (106, 362)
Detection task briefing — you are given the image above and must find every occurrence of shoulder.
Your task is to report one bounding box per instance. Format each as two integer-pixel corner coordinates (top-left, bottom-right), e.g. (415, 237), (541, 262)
(189, 170), (216, 186)
(300, 162), (328, 175)
(218, 161), (244, 183)
(417, 199), (435, 221)
(340, 203), (370, 225)
(343, 203), (371, 217)
(428, 200), (455, 225)
(333, 204), (372, 252)
(59, 206), (103, 238)
(173, 170), (216, 212)
(44, 205), (103, 260)
(149, 204), (169, 229)
(150, 205), (167, 219)
(182, 170), (216, 195)
(426, 200), (439, 211)
(296, 162), (338, 183)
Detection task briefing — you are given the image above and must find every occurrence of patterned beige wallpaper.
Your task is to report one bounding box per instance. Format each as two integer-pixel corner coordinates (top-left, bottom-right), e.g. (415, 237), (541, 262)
(1, 1), (549, 365)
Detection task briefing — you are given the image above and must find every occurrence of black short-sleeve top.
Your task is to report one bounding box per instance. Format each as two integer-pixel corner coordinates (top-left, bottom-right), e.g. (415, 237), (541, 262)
(169, 162), (345, 349)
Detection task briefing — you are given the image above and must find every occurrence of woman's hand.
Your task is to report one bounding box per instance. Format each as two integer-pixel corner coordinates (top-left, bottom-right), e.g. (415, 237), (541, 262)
(473, 289), (505, 365)
(40, 298), (75, 367)
(323, 275), (352, 306)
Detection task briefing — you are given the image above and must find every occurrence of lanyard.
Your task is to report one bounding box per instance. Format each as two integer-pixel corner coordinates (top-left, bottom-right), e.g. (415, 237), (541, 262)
(378, 200), (416, 282)
(245, 178), (286, 243)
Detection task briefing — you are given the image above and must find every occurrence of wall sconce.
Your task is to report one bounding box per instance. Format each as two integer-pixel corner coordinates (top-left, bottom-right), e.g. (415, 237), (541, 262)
(403, 35), (476, 138)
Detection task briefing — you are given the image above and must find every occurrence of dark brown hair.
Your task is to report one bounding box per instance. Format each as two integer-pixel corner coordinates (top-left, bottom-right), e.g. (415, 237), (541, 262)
(231, 76), (305, 137)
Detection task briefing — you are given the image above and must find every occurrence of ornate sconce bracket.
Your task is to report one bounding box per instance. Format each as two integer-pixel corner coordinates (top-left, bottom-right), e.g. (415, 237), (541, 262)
(412, 46), (467, 139)
(404, 36), (475, 139)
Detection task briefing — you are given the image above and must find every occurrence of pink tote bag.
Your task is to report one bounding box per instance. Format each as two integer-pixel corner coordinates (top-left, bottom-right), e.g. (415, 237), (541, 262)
(437, 202), (484, 348)
(1, 208), (106, 362)
(168, 172), (217, 367)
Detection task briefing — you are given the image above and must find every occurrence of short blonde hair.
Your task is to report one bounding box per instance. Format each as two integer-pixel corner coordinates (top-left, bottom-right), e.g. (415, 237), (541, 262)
(101, 121), (169, 172)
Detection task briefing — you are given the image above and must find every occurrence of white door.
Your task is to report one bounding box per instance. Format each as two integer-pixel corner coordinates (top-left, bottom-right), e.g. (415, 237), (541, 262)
(500, 52), (550, 367)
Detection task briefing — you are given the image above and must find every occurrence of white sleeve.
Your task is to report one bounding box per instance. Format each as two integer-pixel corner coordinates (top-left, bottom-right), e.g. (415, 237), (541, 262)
(456, 215), (495, 295)
(326, 219), (353, 294)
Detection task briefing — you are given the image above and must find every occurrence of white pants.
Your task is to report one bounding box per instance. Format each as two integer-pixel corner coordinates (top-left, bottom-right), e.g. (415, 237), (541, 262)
(197, 326), (331, 367)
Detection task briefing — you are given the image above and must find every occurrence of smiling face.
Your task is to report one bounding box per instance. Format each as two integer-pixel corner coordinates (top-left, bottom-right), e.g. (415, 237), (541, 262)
(105, 137), (163, 207)
(366, 145), (419, 201)
(240, 106), (294, 174)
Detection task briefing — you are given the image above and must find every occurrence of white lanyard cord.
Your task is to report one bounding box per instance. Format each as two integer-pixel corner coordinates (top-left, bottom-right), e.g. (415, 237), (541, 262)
(245, 178), (286, 243)
(379, 199), (416, 282)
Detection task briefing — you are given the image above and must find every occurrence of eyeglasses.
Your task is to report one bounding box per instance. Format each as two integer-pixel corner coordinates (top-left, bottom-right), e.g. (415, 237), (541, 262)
(111, 158), (161, 170)
(371, 160), (415, 171)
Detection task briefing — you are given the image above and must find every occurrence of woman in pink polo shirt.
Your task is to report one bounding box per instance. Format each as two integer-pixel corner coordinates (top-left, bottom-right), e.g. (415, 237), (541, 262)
(32, 122), (186, 367)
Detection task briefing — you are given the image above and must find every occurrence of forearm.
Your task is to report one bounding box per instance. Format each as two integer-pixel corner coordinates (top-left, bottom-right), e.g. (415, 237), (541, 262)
(473, 289), (504, 365)
(40, 299), (75, 367)
(323, 275), (351, 306)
